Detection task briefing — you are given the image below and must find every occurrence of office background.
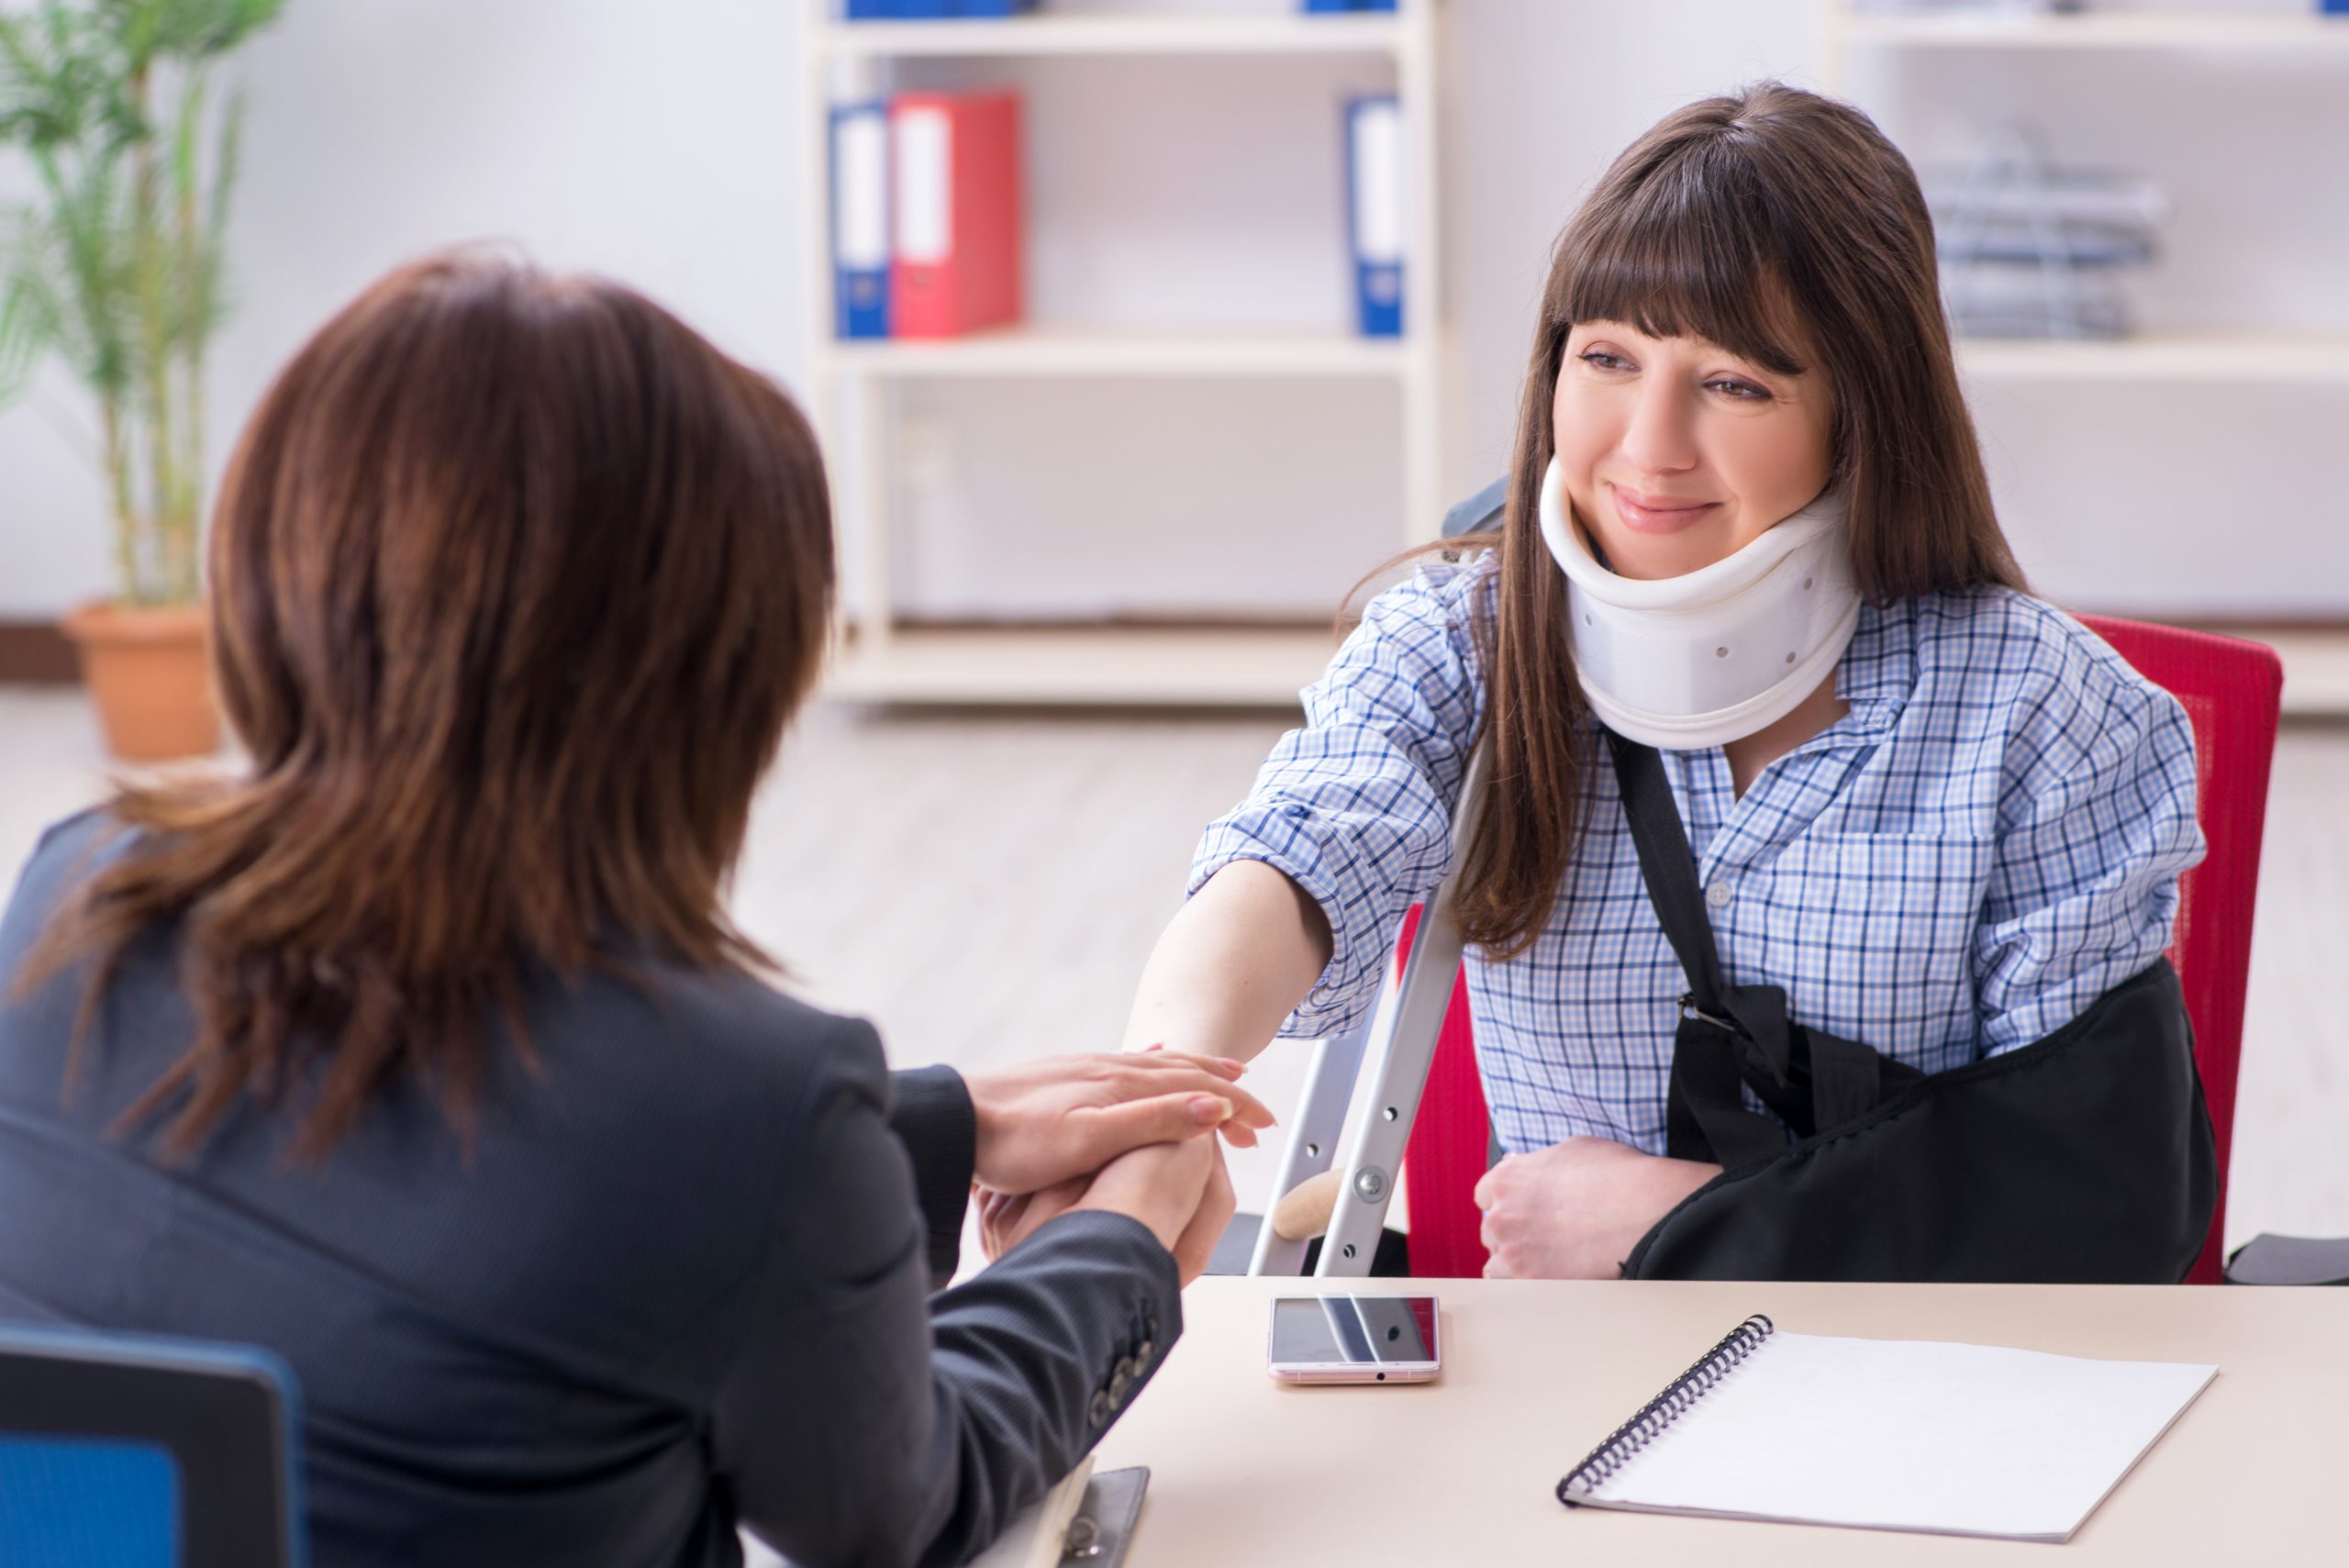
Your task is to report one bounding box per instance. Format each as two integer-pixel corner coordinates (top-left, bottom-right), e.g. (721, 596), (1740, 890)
(2, 0), (2344, 1251)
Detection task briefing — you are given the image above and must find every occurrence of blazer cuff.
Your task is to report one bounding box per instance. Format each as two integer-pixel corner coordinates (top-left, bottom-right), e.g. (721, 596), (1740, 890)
(888, 1065), (977, 1288)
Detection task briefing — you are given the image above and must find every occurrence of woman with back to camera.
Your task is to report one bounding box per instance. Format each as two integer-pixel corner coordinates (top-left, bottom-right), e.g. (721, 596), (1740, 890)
(0, 252), (1277, 1567)
(1121, 82), (2216, 1283)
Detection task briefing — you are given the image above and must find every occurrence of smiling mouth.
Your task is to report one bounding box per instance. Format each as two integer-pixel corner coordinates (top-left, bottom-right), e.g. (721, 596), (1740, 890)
(1609, 484), (1720, 535)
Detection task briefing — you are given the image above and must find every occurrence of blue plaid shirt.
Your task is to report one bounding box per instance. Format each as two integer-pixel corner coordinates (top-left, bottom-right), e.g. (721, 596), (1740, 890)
(1189, 551), (2206, 1156)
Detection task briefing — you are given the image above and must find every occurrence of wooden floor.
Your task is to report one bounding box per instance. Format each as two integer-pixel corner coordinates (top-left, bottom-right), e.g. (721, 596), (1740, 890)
(2, 684), (2343, 1255)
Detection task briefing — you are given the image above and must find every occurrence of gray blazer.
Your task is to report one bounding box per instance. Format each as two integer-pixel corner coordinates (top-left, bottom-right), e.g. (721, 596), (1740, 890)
(0, 812), (1180, 1568)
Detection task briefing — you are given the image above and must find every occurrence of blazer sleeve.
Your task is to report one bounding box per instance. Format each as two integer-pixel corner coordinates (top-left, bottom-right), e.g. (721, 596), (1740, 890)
(717, 1016), (1182, 1568)
(888, 1065), (978, 1289)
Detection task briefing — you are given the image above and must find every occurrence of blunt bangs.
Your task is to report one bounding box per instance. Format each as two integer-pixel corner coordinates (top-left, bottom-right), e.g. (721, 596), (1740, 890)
(1555, 143), (1810, 378)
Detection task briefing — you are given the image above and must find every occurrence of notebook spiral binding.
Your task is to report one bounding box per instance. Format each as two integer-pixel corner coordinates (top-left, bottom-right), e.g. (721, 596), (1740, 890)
(1556, 1313), (1776, 1506)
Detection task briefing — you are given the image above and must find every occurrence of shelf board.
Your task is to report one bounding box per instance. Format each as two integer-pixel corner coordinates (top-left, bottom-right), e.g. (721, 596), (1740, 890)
(820, 625), (1339, 707)
(1955, 332), (2349, 384)
(821, 621), (2349, 717)
(819, 13), (1407, 59)
(820, 326), (1414, 379)
(1843, 8), (2349, 50)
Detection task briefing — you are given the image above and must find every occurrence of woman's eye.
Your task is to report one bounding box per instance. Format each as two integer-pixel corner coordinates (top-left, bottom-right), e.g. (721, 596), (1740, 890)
(1709, 378), (1771, 401)
(1578, 350), (1630, 372)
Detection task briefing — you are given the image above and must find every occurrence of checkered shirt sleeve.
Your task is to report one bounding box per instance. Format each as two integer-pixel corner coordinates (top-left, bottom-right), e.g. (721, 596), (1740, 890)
(1186, 557), (1490, 1039)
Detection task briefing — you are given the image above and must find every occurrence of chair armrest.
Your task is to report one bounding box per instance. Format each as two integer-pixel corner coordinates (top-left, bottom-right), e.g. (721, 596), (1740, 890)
(2223, 1233), (2349, 1285)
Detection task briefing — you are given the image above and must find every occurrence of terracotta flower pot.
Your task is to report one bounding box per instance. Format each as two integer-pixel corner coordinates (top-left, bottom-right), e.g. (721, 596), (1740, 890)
(61, 600), (223, 762)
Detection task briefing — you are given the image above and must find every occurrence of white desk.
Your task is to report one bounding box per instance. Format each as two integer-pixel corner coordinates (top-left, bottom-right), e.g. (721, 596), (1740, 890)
(1093, 1276), (2346, 1563)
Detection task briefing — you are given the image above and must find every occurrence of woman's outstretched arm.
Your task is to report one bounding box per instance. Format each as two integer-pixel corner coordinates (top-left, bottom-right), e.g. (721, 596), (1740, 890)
(1126, 559), (1493, 1067)
(1119, 860), (1331, 1065)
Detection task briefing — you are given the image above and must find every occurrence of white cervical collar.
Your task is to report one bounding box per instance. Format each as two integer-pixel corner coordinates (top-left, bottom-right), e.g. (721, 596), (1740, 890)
(1536, 455), (1860, 751)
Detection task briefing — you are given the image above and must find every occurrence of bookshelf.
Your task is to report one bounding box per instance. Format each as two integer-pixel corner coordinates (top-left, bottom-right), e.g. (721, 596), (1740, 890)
(796, 3), (1444, 708)
(1814, 3), (2349, 391)
(1816, 3), (2349, 711)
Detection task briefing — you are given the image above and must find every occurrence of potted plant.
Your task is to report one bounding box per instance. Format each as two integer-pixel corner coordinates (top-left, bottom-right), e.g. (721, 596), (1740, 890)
(0, 0), (284, 759)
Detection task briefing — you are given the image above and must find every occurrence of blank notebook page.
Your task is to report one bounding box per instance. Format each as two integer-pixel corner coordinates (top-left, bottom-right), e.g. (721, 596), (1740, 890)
(1585, 1332), (2217, 1541)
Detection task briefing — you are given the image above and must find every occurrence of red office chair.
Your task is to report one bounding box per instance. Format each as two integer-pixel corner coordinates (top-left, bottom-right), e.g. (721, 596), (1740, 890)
(1397, 617), (2285, 1284)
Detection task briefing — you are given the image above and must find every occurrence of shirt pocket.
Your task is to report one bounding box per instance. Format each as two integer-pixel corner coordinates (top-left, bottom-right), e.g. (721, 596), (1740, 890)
(1749, 832), (1998, 1063)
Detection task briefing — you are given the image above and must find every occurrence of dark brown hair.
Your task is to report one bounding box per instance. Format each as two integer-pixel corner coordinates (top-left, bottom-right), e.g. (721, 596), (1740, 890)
(19, 251), (837, 1159)
(1455, 81), (2026, 958)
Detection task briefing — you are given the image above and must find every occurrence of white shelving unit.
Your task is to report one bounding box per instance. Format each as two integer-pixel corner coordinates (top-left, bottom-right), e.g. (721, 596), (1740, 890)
(1817, 3), (2349, 712)
(1819, 2), (2349, 393)
(797, 3), (1443, 707)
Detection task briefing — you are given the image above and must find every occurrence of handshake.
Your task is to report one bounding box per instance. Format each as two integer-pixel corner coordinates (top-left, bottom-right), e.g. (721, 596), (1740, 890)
(964, 1049), (1276, 1285)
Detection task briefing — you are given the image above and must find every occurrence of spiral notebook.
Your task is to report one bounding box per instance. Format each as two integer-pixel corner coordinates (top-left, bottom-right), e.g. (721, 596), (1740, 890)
(1558, 1315), (2216, 1542)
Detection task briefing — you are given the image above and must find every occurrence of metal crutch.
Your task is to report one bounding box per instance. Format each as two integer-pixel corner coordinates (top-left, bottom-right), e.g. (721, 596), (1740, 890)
(1248, 742), (1489, 1276)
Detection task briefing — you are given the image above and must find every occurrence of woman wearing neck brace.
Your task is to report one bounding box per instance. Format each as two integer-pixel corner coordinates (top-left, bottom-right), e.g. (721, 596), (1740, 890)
(1117, 83), (2211, 1283)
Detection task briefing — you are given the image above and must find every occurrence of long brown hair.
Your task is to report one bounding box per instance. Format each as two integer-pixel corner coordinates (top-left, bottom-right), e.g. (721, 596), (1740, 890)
(18, 251), (837, 1159)
(1455, 81), (2025, 958)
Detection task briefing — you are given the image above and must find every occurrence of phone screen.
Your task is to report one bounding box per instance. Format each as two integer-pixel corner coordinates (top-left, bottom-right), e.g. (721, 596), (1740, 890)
(1269, 1296), (1439, 1365)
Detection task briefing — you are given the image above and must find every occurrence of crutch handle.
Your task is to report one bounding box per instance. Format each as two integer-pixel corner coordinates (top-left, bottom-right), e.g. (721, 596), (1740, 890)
(1270, 1169), (1343, 1241)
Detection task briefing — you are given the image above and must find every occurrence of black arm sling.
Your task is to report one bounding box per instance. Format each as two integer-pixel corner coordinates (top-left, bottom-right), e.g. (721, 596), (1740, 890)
(1601, 728), (2219, 1284)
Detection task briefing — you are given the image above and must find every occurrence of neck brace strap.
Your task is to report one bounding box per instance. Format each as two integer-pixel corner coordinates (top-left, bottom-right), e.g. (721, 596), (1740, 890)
(1537, 456), (1861, 751)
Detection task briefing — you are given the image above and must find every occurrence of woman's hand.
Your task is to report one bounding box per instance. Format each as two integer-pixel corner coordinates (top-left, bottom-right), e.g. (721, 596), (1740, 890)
(976, 1131), (1240, 1296)
(1474, 1136), (1720, 1279)
(980, 1131), (1236, 1287)
(1071, 1130), (1235, 1286)
(964, 1051), (1273, 1198)
(977, 1180), (1085, 1264)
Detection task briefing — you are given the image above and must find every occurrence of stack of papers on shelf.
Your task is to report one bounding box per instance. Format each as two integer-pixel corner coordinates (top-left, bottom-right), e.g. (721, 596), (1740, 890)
(1928, 140), (2167, 340)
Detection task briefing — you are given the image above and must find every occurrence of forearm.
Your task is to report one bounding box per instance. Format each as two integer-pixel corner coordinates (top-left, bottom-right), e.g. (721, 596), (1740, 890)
(1120, 860), (1332, 1065)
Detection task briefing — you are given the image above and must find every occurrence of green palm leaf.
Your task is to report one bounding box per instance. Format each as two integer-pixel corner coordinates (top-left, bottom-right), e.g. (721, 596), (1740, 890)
(0, 0), (283, 604)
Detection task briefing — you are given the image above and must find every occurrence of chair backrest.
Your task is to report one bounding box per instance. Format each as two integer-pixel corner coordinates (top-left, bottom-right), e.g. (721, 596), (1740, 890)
(1400, 617), (2284, 1284)
(0, 1323), (306, 1568)
(2075, 617), (2282, 1282)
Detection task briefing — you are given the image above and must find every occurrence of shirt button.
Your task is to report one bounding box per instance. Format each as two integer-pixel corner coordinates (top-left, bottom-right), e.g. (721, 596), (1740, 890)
(1088, 1389), (1114, 1426)
(1706, 877), (1733, 910)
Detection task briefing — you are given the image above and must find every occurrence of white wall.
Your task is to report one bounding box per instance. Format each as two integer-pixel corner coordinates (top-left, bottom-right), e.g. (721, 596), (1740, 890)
(4, 0), (2343, 620)
(1, 0), (813, 617)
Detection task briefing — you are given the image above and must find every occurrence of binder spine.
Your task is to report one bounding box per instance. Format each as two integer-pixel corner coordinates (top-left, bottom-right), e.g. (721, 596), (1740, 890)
(1556, 1314), (1775, 1506)
(1346, 95), (1404, 338)
(890, 92), (1022, 339)
(831, 103), (891, 339)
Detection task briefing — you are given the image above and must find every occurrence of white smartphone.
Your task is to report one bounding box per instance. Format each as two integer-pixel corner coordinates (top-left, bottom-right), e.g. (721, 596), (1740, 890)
(1266, 1295), (1442, 1385)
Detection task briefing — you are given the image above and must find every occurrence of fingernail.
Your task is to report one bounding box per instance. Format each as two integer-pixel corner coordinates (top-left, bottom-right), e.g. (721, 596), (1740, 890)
(1217, 1058), (1246, 1073)
(1189, 1096), (1233, 1126)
